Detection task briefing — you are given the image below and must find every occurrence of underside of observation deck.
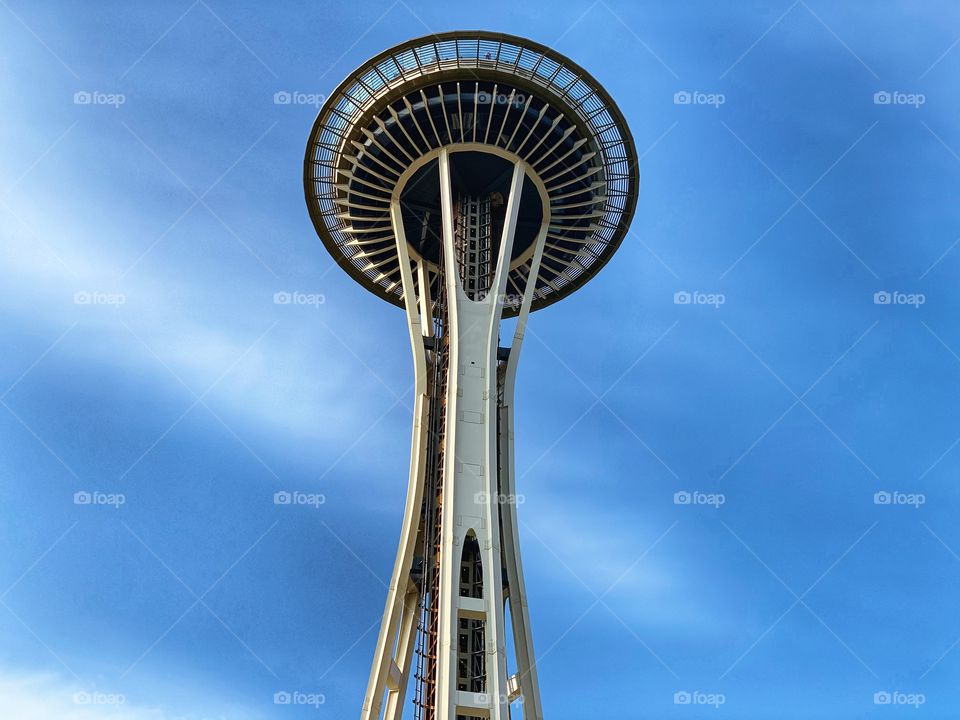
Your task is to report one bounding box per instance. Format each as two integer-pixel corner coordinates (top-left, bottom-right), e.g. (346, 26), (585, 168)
(305, 31), (639, 317)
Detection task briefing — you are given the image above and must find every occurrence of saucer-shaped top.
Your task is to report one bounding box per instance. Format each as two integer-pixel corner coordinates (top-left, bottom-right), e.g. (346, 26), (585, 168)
(304, 30), (638, 316)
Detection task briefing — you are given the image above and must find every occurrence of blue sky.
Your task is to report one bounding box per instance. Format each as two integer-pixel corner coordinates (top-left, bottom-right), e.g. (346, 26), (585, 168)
(2, 1), (960, 718)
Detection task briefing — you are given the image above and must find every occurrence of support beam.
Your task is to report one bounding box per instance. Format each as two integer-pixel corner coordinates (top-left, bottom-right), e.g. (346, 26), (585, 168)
(359, 200), (432, 720)
(497, 222), (548, 720)
(382, 589), (420, 719)
(433, 150), (526, 720)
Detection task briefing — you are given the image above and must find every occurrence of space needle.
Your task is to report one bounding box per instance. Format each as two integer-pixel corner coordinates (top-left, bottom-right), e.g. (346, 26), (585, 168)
(304, 31), (638, 720)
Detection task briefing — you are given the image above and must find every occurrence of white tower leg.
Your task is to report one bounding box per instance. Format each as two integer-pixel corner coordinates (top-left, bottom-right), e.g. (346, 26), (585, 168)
(360, 195), (433, 720)
(497, 222), (547, 720)
(433, 149), (522, 720)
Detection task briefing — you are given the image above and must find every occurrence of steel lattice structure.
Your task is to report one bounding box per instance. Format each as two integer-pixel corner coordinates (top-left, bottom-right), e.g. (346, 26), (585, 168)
(304, 30), (638, 720)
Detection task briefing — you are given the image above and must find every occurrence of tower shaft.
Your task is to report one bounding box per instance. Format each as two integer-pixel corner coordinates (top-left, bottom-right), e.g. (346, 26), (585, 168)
(361, 150), (546, 720)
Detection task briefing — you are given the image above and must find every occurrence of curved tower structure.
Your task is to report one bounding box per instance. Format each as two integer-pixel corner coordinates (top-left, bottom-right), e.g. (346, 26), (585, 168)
(305, 31), (638, 720)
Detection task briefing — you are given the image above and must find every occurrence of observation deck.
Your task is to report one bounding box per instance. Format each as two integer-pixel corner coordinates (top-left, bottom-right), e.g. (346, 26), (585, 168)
(304, 30), (639, 316)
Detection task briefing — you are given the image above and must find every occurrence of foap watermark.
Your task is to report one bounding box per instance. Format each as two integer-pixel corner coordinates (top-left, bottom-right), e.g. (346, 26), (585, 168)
(474, 491), (525, 506)
(674, 290), (725, 308)
(273, 90), (326, 108)
(273, 690), (325, 708)
(674, 490), (725, 508)
(674, 90), (725, 108)
(477, 693), (522, 706)
(874, 690), (925, 708)
(274, 490), (325, 508)
(674, 690), (726, 708)
(478, 291), (524, 305)
(74, 490), (126, 508)
(874, 490), (925, 509)
(74, 291), (126, 307)
(73, 691), (126, 707)
(873, 290), (924, 308)
(274, 290), (325, 308)
(476, 90), (526, 108)
(873, 90), (925, 108)
(74, 90), (126, 108)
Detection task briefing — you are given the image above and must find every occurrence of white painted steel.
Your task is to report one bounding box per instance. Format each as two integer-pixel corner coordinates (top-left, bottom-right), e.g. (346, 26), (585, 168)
(362, 146), (548, 720)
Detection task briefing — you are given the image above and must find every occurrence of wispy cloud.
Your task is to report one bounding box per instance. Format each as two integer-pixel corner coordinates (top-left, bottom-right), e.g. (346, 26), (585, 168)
(1, 213), (392, 449)
(0, 672), (262, 720)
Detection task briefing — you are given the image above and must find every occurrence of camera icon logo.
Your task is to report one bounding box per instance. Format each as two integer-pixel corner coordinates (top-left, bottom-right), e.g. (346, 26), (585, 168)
(874, 691), (891, 705)
(273, 91), (292, 105)
(74, 491), (92, 505)
(674, 690), (692, 704)
(273, 291), (292, 305)
(873, 491), (892, 505)
(873, 291), (891, 305)
(873, 91), (892, 105)
(674, 290), (691, 305)
(274, 690), (292, 705)
(73, 91), (92, 105)
(274, 491), (292, 505)
(673, 91), (691, 105)
(673, 491), (692, 505)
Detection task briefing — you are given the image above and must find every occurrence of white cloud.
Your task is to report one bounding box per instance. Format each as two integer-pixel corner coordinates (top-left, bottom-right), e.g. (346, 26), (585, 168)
(0, 212), (391, 448)
(523, 499), (732, 636)
(0, 672), (266, 720)
(0, 674), (171, 720)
